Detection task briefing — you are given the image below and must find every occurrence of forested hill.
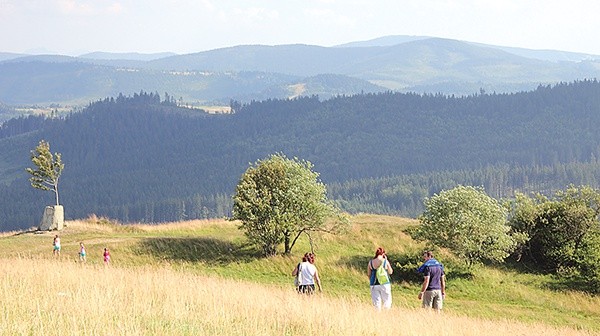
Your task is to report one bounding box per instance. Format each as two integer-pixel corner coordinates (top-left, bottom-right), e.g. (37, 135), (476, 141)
(1, 81), (600, 231)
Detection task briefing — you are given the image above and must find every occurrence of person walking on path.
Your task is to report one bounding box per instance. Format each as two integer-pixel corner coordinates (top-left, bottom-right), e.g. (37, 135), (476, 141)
(103, 247), (111, 265)
(292, 252), (322, 294)
(78, 242), (87, 262)
(367, 247), (393, 310)
(52, 235), (61, 257)
(418, 251), (445, 312)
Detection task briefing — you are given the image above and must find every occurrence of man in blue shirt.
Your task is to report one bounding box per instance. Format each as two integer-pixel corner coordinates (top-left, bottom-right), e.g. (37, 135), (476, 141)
(418, 251), (446, 312)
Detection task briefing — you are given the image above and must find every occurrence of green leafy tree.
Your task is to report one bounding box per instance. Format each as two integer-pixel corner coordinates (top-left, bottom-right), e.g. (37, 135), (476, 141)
(232, 153), (344, 257)
(26, 140), (64, 205)
(416, 185), (522, 266)
(507, 186), (600, 283)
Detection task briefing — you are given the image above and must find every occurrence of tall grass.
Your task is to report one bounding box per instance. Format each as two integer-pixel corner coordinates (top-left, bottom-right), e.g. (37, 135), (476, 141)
(1, 215), (599, 333)
(0, 258), (593, 336)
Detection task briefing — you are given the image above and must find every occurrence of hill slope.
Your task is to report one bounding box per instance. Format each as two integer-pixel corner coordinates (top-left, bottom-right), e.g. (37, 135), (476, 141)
(2, 81), (600, 230)
(0, 214), (597, 334)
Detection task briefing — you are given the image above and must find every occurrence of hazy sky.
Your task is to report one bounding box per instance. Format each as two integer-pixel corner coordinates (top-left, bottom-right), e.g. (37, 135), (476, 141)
(1, 0), (599, 56)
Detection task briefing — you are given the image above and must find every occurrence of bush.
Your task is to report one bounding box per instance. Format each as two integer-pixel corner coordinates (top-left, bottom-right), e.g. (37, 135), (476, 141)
(507, 186), (600, 292)
(416, 185), (521, 267)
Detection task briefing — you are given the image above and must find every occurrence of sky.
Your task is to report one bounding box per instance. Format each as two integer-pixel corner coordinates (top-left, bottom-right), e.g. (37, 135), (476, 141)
(1, 0), (600, 56)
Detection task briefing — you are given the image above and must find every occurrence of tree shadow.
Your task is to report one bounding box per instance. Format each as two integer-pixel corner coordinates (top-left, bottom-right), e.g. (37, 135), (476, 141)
(488, 260), (600, 294)
(13, 229), (45, 236)
(338, 250), (476, 285)
(136, 237), (262, 265)
(495, 258), (552, 275)
(542, 277), (593, 293)
(497, 260), (598, 293)
(337, 252), (423, 284)
(337, 254), (370, 272)
(446, 268), (475, 280)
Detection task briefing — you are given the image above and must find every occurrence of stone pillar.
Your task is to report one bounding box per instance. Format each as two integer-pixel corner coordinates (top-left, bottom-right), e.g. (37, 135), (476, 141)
(39, 205), (64, 231)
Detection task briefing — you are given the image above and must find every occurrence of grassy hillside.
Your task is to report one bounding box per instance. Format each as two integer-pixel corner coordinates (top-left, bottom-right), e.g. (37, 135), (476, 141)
(1, 214), (598, 334)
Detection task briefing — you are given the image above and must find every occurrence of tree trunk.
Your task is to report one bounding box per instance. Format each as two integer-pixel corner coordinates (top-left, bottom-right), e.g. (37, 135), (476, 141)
(53, 180), (60, 205)
(284, 232), (291, 254)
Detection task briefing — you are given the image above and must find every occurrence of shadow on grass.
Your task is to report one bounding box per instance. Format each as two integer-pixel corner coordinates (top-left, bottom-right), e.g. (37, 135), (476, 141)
(542, 276), (600, 293)
(338, 252), (423, 284)
(339, 251), (475, 285)
(13, 229), (44, 236)
(492, 259), (549, 275)
(500, 260), (598, 293)
(136, 237), (262, 265)
(471, 259), (600, 295)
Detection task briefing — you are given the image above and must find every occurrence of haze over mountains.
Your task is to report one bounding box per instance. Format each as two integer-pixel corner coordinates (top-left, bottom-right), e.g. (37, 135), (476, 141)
(1, 35), (599, 106)
(2, 80), (600, 231)
(1, 35), (600, 231)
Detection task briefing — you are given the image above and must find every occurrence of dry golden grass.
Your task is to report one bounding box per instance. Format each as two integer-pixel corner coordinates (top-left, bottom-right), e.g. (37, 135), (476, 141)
(128, 218), (235, 232)
(0, 258), (593, 336)
(65, 216), (234, 235)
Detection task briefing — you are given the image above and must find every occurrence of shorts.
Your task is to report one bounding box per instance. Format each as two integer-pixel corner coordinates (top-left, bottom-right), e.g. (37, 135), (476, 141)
(422, 290), (443, 310)
(298, 284), (315, 294)
(53, 246), (61, 251)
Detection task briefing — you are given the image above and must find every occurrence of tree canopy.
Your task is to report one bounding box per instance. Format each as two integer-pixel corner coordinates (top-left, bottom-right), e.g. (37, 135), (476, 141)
(507, 186), (600, 289)
(416, 185), (523, 266)
(25, 140), (64, 206)
(232, 153), (343, 256)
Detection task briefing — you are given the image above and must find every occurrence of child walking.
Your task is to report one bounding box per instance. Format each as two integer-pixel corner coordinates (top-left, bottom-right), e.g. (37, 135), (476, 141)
(78, 242), (87, 262)
(103, 247), (111, 265)
(52, 235), (61, 257)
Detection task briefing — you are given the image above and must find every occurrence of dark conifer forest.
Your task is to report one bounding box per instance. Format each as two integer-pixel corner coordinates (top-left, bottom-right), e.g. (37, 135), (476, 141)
(1, 80), (600, 231)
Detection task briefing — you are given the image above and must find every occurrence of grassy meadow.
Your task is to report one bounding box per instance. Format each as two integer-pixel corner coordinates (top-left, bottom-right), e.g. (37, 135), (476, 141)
(0, 214), (598, 335)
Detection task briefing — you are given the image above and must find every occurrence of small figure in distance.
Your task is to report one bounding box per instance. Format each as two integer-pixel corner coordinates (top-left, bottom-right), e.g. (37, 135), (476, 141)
(417, 251), (446, 313)
(367, 247), (393, 310)
(292, 252), (322, 294)
(103, 247), (111, 265)
(78, 242), (87, 263)
(52, 234), (61, 257)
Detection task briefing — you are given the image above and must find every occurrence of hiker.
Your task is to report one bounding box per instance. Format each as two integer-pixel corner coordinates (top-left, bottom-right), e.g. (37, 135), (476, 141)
(52, 235), (61, 257)
(292, 252), (322, 294)
(103, 247), (111, 265)
(78, 242), (87, 262)
(417, 251), (445, 312)
(367, 247), (393, 310)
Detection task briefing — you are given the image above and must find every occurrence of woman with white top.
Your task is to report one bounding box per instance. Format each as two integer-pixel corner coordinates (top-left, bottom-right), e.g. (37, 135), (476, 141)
(292, 252), (322, 294)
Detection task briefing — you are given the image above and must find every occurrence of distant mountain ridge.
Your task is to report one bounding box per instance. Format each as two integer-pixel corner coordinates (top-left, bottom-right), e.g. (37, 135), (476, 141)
(79, 51), (178, 61)
(335, 35), (600, 62)
(1, 36), (600, 105)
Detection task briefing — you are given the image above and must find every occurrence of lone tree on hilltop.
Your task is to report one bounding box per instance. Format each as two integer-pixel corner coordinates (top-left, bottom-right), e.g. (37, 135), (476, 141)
(232, 153), (346, 257)
(26, 140), (64, 205)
